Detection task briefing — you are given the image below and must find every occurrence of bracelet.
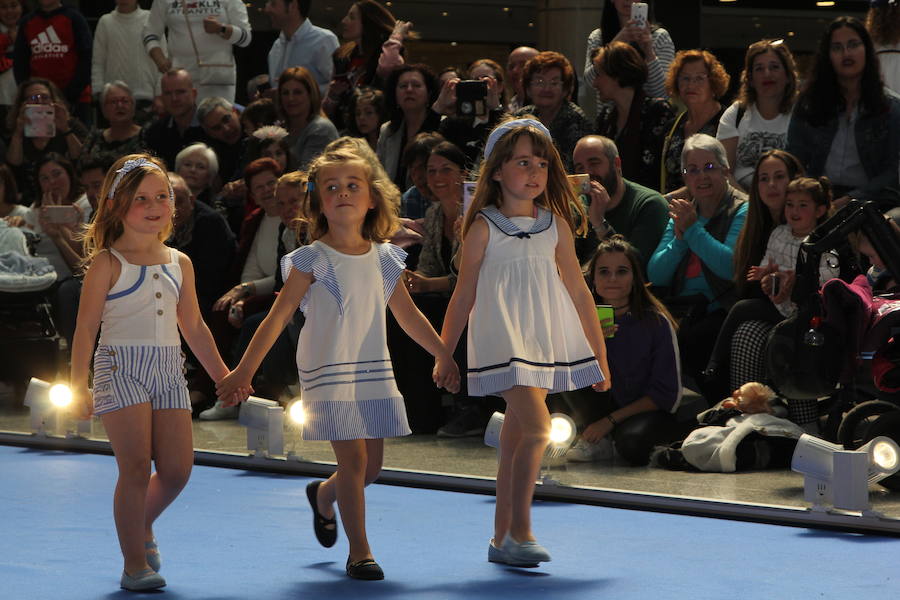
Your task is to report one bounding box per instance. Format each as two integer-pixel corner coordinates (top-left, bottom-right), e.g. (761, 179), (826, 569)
(606, 414), (618, 427)
(220, 25), (227, 35)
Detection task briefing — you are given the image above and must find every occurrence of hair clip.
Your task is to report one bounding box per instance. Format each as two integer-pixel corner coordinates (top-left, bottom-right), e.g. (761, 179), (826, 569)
(306, 180), (315, 193)
(252, 125), (289, 141)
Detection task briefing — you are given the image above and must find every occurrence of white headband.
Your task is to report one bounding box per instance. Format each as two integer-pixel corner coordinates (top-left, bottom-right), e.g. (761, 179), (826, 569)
(108, 157), (170, 201)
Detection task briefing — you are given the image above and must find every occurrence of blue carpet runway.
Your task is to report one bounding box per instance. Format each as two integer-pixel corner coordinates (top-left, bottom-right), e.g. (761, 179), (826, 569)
(1, 444), (897, 599)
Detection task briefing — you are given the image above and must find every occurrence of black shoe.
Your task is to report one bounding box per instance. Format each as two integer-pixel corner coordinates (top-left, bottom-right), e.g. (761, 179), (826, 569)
(346, 557), (384, 580)
(306, 481), (337, 547)
(437, 406), (487, 438)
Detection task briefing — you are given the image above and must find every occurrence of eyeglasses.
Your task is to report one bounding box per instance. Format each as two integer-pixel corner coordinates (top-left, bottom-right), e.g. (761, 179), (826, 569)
(532, 78), (564, 89)
(682, 162), (722, 177)
(677, 74), (709, 87)
(27, 93), (51, 103)
(105, 97), (132, 106)
(830, 39), (863, 53)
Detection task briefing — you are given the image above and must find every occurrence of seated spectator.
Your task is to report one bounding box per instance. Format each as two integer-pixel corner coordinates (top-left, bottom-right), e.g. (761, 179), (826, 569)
(201, 157), (284, 420)
(197, 96), (246, 182)
(648, 134), (748, 401)
(582, 0), (675, 115)
(346, 86), (387, 149)
(867, 1), (900, 95)
(81, 81), (145, 169)
(91, 0), (159, 125)
(787, 16), (900, 211)
(143, 0), (251, 104)
(589, 41), (674, 190)
(0, 0), (22, 126)
(276, 66), (339, 170)
(398, 131), (442, 221)
(732, 149), (805, 301)
(324, 0), (408, 129)
(704, 176), (846, 403)
(436, 59), (507, 171)
(377, 64), (441, 186)
(6, 78), (86, 200)
(245, 125), (295, 174)
(506, 46), (538, 113)
(555, 235), (685, 465)
(660, 50), (730, 195)
(240, 97), (278, 135)
(167, 172), (236, 319)
(572, 134), (669, 269)
(175, 142), (218, 210)
(142, 68), (210, 170)
(76, 156), (110, 220)
(717, 39), (799, 192)
(514, 51), (591, 173)
(438, 66), (461, 90)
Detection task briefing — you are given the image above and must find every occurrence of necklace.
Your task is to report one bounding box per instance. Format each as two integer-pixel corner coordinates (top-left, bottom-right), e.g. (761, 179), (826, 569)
(611, 303), (629, 310)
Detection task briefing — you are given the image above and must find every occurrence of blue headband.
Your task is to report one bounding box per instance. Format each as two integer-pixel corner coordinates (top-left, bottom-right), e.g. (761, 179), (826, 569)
(482, 118), (553, 162)
(108, 157), (170, 200)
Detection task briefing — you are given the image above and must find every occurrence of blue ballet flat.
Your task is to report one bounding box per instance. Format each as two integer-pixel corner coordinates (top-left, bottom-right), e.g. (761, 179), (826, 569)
(120, 567), (166, 591)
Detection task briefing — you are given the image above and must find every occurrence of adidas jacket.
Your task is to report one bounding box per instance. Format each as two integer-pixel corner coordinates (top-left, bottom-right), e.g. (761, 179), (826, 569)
(13, 6), (92, 105)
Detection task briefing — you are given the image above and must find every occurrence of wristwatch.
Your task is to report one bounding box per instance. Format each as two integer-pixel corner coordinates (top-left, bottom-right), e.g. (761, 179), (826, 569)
(220, 24), (227, 36)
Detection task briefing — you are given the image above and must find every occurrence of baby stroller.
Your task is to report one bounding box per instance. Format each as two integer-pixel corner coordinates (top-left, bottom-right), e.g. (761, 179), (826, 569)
(0, 224), (64, 404)
(766, 200), (900, 489)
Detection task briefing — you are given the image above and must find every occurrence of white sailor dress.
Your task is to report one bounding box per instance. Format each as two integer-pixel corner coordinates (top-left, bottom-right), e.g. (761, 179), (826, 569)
(467, 205), (603, 396)
(281, 240), (412, 441)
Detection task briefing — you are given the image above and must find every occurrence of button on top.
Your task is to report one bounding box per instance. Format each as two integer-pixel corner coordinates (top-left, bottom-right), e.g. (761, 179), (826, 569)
(153, 273), (160, 279)
(155, 292), (162, 299)
(157, 309), (164, 316)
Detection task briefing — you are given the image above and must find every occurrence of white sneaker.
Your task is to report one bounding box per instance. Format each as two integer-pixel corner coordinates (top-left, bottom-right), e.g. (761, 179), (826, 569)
(198, 399), (239, 421)
(566, 438), (614, 462)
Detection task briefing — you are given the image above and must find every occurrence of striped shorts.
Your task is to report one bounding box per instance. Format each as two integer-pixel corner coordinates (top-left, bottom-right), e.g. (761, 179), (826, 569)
(92, 345), (190, 415)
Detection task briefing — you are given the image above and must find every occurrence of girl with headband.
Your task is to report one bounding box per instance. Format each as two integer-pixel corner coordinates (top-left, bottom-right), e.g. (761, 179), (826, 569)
(441, 117), (611, 567)
(69, 154), (242, 591)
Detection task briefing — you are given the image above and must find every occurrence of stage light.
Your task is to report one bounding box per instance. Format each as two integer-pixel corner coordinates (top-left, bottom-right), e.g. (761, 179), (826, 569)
(238, 396), (284, 458)
(285, 398), (307, 462)
(288, 399), (305, 425)
(791, 434), (900, 513)
(23, 378), (89, 438)
(484, 412), (578, 458)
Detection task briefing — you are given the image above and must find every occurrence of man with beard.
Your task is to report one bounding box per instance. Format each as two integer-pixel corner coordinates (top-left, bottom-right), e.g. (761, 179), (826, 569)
(573, 134), (668, 270)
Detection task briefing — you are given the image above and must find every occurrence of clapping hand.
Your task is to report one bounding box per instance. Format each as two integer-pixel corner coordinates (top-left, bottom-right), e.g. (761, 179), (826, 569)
(668, 197), (697, 239)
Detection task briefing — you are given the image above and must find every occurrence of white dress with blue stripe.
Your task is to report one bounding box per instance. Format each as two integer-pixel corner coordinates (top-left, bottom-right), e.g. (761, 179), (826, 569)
(467, 206), (603, 396)
(281, 240), (412, 441)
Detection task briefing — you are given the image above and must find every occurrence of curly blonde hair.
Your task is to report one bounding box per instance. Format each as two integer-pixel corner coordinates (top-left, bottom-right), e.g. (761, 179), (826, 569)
(301, 141), (400, 242)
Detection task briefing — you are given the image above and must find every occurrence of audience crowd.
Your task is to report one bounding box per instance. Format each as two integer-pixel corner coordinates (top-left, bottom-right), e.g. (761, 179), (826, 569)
(5, 0), (900, 467)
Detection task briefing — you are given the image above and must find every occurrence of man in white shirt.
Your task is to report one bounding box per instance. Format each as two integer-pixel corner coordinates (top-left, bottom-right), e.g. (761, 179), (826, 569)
(265, 0), (338, 96)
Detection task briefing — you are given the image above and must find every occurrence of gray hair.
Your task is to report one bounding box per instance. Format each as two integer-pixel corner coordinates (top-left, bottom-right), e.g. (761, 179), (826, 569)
(100, 80), (133, 106)
(196, 96), (234, 128)
(681, 133), (729, 171)
(174, 142), (219, 180)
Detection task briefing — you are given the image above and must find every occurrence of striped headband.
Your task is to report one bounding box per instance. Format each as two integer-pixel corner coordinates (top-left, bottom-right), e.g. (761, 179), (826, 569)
(483, 118), (552, 162)
(108, 157), (171, 201)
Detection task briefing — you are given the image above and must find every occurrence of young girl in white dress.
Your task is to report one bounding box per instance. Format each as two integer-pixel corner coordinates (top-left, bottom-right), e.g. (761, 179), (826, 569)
(70, 154), (238, 591)
(441, 117), (612, 567)
(217, 142), (460, 580)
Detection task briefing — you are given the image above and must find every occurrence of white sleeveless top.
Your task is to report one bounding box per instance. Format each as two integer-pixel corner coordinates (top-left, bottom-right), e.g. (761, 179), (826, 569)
(98, 248), (183, 347)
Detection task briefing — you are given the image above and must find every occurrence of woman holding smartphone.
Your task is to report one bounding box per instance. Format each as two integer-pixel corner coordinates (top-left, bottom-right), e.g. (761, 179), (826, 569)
(5, 78), (85, 201)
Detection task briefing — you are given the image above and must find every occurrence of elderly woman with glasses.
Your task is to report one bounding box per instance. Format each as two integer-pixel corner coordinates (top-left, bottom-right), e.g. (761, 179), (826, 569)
(81, 81), (145, 167)
(660, 50), (730, 196)
(648, 134), (748, 402)
(514, 50), (592, 173)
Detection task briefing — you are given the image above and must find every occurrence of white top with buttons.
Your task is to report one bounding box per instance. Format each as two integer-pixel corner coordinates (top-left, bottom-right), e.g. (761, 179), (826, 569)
(98, 248), (183, 347)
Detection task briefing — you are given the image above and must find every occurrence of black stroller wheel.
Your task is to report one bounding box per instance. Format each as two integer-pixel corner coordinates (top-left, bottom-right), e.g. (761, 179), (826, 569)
(837, 400), (900, 450)
(860, 411), (900, 491)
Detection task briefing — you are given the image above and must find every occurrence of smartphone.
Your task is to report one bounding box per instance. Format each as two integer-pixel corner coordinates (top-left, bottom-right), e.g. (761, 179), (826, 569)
(631, 1), (649, 28)
(24, 104), (55, 138)
(567, 174), (590, 203)
(455, 80), (488, 117)
(596, 305), (615, 338)
(770, 273), (781, 297)
(43, 205), (79, 225)
(462, 181), (478, 217)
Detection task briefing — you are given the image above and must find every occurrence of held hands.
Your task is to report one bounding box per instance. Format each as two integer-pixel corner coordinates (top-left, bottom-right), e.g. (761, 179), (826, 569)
(432, 353), (460, 394)
(215, 368), (254, 407)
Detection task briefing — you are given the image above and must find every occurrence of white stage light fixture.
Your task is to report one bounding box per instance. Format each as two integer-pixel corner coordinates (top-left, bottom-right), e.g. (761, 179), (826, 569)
(285, 398), (306, 462)
(238, 396), (284, 458)
(484, 411), (578, 457)
(23, 378), (90, 437)
(791, 434), (900, 513)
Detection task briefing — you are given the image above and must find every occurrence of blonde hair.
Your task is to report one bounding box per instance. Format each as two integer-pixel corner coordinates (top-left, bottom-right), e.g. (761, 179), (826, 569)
(462, 116), (587, 238)
(301, 142), (399, 242)
(81, 154), (173, 265)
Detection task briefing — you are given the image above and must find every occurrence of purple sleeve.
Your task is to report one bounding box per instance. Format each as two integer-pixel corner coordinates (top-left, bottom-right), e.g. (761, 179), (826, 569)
(644, 314), (682, 413)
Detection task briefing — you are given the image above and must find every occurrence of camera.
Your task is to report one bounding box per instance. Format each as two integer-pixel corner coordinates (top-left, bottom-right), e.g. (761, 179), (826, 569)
(455, 80), (488, 117)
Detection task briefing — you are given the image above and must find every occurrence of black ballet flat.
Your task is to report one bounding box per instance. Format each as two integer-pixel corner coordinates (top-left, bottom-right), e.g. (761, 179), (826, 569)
(346, 557), (384, 580)
(305, 480), (337, 548)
